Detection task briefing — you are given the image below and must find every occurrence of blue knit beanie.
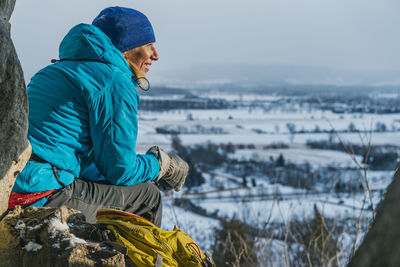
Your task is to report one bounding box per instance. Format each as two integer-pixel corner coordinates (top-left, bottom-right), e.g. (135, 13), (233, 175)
(92, 6), (156, 52)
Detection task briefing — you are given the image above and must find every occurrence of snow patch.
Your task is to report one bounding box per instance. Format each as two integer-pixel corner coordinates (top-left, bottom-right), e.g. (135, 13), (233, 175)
(48, 216), (69, 238)
(66, 234), (87, 249)
(27, 224), (42, 231)
(15, 219), (26, 238)
(162, 204), (220, 251)
(23, 241), (42, 252)
(46, 211), (87, 249)
(14, 219), (26, 230)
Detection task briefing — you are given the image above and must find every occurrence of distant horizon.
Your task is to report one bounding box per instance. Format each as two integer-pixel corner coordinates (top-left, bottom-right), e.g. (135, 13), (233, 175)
(150, 63), (400, 88)
(17, 60), (400, 88)
(11, 0), (400, 86)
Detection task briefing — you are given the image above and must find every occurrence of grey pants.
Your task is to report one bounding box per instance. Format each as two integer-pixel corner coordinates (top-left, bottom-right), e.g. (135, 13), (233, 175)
(44, 179), (162, 226)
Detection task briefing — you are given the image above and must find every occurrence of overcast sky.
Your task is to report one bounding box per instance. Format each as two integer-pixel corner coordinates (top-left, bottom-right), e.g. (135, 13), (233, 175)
(10, 0), (400, 83)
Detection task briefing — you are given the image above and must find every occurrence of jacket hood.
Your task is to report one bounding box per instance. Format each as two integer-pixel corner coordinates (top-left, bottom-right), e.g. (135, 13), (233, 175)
(59, 23), (132, 75)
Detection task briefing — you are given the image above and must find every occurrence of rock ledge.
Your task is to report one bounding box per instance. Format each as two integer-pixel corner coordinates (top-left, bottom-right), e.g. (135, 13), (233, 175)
(0, 206), (126, 267)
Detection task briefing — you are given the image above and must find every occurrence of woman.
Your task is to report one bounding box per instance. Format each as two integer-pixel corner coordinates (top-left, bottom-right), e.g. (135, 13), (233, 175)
(9, 7), (188, 225)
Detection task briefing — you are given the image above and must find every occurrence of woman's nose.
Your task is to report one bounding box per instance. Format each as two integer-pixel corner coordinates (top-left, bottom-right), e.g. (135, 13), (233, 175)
(152, 46), (159, 61)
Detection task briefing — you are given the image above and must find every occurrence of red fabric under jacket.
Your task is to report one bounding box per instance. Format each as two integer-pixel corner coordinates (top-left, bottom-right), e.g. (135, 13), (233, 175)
(8, 190), (58, 209)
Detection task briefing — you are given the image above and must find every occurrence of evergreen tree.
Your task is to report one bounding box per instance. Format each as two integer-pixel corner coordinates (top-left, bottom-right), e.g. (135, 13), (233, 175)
(276, 154), (285, 167)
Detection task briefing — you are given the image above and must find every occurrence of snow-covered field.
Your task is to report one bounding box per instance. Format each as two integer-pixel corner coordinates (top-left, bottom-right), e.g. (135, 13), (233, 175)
(138, 108), (399, 132)
(136, 91), (399, 262)
(231, 148), (362, 166)
(162, 204), (220, 252)
(137, 107), (399, 150)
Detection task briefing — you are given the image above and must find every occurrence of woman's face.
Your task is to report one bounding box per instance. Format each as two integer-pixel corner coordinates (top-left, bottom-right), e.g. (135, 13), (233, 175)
(123, 43), (159, 78)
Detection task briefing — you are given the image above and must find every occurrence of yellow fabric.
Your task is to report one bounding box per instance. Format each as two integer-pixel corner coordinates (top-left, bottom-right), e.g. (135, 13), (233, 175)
(96, 208), (212, 267)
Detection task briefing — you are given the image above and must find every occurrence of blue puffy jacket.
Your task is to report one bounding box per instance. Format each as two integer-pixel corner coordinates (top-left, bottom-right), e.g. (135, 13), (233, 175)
(13, 23), (160, 195)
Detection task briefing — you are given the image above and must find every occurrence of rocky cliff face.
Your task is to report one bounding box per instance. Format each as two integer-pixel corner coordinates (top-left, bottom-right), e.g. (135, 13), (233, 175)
(0, 0), (30, 215)
(348, 164), (400, 266)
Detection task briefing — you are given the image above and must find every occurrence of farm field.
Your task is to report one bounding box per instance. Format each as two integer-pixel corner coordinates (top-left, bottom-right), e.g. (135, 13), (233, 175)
(136, 88), (399, 264)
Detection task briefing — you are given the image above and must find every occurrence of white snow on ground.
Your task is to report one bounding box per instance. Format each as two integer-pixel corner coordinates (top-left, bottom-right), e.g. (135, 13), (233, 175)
(199, 92), (282, 102)
(137, 131), (399, 149)
(138, 108), (400, 133)
(48, 215), (69, 238)
(176, 132), (399, 146)
(175, 169), (393, 227)
(14, 219), (26, 230)
(27, 224), (42, 231)
(15, 219), (26, 238)
(47, 211), (87, 249)
(162, 200), (219, 252)
(231, 148), (363, 167)
(369, 170), (395, 190)
(257, 239), (288, 266)
(137, 106), (399, 150)
(136, 91), (399, 262)
(65, 234), (87, 249)
(190, 190), (375, 226)
(23, 241), (42, 252)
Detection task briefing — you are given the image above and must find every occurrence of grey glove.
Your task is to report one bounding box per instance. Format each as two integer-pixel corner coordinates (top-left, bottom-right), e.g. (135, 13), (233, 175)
(147, 146), (189, 192)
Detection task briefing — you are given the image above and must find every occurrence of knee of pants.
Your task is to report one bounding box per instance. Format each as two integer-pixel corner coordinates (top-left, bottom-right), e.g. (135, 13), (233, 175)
(129, 182), (162, 207)
(143, 183), (162, 204)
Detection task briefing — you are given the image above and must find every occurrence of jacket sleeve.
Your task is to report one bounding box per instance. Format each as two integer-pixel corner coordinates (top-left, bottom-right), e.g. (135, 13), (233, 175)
(87, 73), (160, 186)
